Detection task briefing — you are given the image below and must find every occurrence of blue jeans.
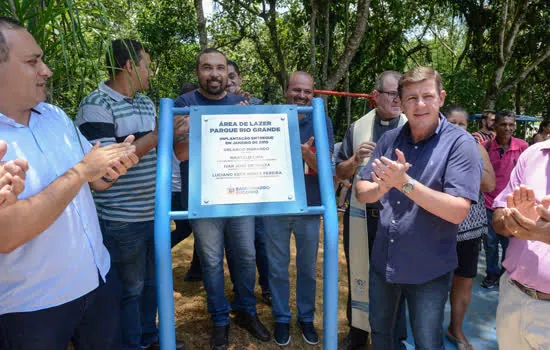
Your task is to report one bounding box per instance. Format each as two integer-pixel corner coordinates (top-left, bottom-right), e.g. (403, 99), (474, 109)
(227, 217), (271, 294)
(370, 268), (452, 350)
(0, 270), (120, 350)
(191, 216), (257, 326)
(99, 219), (158, 350)
(264, 215), (320, 323)
(482, 209), (509, 280)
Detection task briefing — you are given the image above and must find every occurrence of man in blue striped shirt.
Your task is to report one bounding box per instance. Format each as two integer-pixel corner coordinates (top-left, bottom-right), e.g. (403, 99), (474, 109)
(76, 39), (185, 350)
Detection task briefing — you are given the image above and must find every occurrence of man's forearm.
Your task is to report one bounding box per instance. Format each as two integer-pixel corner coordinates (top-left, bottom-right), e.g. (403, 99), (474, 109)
(0, 165), (88, 253)
(355, 180), (388, 204)
(406, 181), (471, 224)
(336, 156), (358, 180)
(133, 132), (158, 158)
(174, 142), (189, 161)
(302, 149), (317, 173)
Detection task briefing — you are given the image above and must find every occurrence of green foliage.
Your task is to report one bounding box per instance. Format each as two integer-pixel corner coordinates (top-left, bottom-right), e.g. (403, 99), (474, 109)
(1, 0), (548, 134)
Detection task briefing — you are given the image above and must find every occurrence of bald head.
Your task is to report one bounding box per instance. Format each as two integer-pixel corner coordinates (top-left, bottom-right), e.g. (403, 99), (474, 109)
(285, 71), (314, 106)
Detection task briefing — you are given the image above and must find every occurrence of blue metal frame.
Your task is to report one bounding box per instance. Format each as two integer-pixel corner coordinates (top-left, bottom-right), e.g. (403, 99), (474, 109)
(187, 104), (307, 218)
(154, 97), (339, 349)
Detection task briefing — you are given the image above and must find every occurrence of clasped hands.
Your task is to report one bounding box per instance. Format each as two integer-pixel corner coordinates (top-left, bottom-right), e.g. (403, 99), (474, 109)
(0, 141), (28, 209)
(500, 185), (550, 243)
(79, 135), (139, 183)
(370, 149), (411, 193)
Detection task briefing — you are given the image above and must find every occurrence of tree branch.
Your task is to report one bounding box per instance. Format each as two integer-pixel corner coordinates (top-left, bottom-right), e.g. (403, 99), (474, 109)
(455, 29), (472, 70)
(498, 0), (509, 64)
(497, 45), (550, 97)
(430, 27), (456, 57)
(325, 0), (370, 91)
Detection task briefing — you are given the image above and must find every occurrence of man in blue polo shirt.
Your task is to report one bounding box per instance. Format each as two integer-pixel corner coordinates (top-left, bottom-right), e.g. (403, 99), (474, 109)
(356, 67), (481, 349)
(0, 18), (139, 349)
(263, 71), (334, 347)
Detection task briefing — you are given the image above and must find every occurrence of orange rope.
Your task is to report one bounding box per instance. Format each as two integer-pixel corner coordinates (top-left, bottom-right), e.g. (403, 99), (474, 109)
(314, 89), (376, 108)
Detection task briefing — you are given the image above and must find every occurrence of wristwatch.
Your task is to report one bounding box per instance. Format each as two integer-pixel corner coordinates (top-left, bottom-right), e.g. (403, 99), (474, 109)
(401, 178), (416, 194)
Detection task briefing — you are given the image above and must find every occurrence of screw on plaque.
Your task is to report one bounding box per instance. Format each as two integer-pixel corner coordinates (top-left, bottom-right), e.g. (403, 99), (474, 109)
(281, 116), (286, 121)
(204, 200), (209, 204)
(288, 195), (293, 200)
(194, 107), (198, 111)
(204, 117), (208, 122)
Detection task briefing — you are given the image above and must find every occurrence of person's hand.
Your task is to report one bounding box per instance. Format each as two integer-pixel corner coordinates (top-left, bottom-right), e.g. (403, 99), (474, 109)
(506, 185), (539, 221)
(77, 136), (137, 182)
(301, 136), (314, 156)
(371, 149), (410, 190)
(237, 100), (250, 106)
(174, 115), (189, 135)
(502, 195), (550, 242)
(353, 141), (376, 165)
(0, 141), (29, 208)
(243, 91), (252, 101)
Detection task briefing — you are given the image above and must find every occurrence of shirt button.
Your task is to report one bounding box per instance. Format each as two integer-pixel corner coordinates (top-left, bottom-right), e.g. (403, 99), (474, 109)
(397, 201), (400, 205)
(521, 266), (525, 270)
(390, 239), (395, 243)
(391, 220), (396, 224)
(414, 146), (418, 149)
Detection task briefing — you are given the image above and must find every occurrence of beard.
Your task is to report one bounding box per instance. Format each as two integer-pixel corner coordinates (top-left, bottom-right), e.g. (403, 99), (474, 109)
(200, 77), (225, 96)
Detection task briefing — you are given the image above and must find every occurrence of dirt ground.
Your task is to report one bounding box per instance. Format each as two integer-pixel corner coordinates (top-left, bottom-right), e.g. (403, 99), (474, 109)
(170, 214), (354, 349)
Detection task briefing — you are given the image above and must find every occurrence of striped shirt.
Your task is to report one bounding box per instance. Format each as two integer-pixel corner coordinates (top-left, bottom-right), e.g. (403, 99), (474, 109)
(76, 82), (157, 222)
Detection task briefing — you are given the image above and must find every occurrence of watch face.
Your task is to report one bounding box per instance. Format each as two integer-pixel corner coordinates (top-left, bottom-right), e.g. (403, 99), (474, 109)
(402, 182), (413, 194)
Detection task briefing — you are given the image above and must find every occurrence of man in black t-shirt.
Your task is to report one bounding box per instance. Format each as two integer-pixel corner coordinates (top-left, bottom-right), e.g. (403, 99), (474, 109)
(173, 48), (270, 350)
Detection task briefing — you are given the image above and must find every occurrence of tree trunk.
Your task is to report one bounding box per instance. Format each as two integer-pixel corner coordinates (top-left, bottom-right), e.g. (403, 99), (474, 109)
(321, 0), (331, 88)
(194, 0), (208, 50)
(515, 82), (521, 115)
(309, 0), (318, 78)
(483, 0), (530, 110)
(264, 0), (288, 93)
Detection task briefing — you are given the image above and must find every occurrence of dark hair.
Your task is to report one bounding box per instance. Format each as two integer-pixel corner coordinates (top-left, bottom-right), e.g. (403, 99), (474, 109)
(0, 17), (25, 63)
(180, 82), (197, 95)
(106, 39), (146, 76)
(195, 48), (227, 69)
(495, 110), (516, 124)
(398, 66), (443, 98)
(444, 105), (468, 118)
(374, 71), (402, 91)
(227, 60), (240, 75)
(538, 120), (550, 134)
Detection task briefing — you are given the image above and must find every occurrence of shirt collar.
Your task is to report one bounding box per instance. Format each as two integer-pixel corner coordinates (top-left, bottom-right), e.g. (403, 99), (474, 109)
(539, 139), (550, 150)
(403, 113), (446, 143)
(375, 111), (400, 127)
(99, 81), (137, 103)
(0, 105), (43, 128)
(492, 136), (521, 151)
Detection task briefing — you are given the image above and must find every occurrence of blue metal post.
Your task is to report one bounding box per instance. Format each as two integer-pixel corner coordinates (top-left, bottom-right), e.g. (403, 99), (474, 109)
(311, 98), (339, 349)
(155, 98), (176, 350)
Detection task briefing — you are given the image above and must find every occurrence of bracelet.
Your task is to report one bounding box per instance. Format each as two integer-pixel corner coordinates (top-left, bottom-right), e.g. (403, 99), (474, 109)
(101, 176), (116, 183)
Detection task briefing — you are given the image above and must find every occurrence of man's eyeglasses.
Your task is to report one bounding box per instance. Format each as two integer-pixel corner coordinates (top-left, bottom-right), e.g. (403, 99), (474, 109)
(379, 90), (400, 100)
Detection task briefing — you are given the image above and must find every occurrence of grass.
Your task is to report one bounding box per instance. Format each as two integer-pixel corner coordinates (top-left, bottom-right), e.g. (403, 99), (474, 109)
(170, 214), (355, 349)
